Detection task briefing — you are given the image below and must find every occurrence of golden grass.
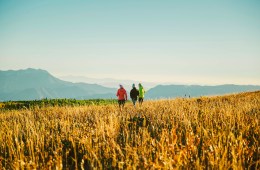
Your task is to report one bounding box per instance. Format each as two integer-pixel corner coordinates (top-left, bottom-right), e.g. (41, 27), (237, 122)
(0, 91), (259, 169)
(0, 103), (4, 108)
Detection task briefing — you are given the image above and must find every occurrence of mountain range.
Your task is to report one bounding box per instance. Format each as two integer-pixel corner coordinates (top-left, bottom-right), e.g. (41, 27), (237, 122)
(0, 68), (260, 101)
(146, 84), (260, 99)
(0, 68), (116, 101)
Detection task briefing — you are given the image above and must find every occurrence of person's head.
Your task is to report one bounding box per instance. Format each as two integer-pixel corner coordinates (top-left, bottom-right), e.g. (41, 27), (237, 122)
(132, 84), (135, 88)
(139, 83), (142, 88)
(119, 84), (123, 89)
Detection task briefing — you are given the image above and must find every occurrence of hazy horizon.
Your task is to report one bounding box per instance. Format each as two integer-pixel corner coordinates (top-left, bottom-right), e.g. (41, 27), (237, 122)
(1, 0), (260, 85)
(1, 67), (260, 86)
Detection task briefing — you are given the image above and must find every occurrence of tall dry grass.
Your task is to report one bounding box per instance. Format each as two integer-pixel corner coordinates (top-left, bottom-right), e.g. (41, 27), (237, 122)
(0, 91), (259, 169)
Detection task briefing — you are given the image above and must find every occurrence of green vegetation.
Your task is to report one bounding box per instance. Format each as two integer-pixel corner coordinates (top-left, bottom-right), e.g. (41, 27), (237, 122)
(0, 98), (118, 110)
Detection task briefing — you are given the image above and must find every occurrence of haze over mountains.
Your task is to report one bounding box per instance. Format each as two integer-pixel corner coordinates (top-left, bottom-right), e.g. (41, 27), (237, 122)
(0, 68), (260, 101)
(59, 75), (157, 90)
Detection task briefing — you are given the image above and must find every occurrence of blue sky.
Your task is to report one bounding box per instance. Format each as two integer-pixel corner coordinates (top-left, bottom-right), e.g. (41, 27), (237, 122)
(0, 0), (260, 85)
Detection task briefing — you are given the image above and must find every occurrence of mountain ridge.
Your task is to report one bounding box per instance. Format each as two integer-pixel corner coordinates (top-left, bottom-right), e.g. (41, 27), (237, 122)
(0, 68), (117, 101)
(1, 68), (260, 101)
(146, 84), (260, 99)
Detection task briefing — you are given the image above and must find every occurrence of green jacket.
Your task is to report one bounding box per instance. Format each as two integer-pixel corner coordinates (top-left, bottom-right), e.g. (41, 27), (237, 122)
(139, 86), (145, 98)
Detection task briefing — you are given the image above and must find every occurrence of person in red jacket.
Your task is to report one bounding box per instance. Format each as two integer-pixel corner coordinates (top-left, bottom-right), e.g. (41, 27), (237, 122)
(116, 84), (127, 110)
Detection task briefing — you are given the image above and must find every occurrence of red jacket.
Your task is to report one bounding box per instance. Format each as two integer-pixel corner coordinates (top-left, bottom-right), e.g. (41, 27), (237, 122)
(117, 88), (127, 100)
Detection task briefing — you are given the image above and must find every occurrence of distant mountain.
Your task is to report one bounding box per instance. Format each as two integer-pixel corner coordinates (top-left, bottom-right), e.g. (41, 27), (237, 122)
(59, 75), (157, 91)
(0, 68), (116, 101)
(1, 68), (260, 101)
(146, 84), (260, 99)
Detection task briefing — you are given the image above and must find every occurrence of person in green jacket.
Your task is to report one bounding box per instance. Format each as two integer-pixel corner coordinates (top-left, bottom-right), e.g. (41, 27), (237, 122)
(138, 83), (145, 106)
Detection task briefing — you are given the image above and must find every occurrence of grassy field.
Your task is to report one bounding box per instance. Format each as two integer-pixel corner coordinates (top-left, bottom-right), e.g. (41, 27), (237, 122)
(0, 91), (259, 169)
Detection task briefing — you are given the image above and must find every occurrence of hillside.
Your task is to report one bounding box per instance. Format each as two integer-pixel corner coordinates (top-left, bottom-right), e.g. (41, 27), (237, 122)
(0, 91), (259, 169)
(0, 68), (116, 101)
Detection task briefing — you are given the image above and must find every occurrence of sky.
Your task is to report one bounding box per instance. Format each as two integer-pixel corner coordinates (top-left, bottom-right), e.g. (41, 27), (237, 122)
(0, 0), (260, 85)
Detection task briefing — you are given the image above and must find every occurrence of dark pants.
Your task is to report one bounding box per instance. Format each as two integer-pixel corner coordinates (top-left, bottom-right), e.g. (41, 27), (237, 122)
(132, 98), (137, 106)
(118, 100), (125, 106)
(138, 97), (144, 103)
